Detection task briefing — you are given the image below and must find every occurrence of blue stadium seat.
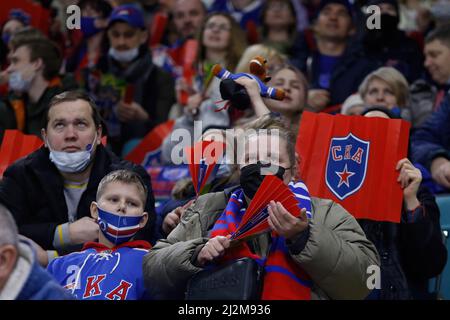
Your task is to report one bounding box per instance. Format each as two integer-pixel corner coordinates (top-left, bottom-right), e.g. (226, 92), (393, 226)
(429, 194), (450, 300)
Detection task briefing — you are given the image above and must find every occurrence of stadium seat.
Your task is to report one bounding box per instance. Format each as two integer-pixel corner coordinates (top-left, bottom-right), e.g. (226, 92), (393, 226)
(429, 194), (450, 300)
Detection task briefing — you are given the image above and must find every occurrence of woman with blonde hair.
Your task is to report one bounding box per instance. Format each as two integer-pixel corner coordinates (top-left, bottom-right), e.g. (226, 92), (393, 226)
(358, 67), (411, 120)
(234, 43), (287, 75)
(144, 113), (379, 300)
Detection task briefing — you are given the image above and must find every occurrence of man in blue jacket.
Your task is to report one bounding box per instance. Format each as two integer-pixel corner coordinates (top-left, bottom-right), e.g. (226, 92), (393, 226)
(412, 93), (450, 192)
(289, 0), (380, 113)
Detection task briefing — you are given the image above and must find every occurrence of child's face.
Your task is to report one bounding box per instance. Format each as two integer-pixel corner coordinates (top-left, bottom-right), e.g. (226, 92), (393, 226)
(266, 68), (306, 114)
(96, 181), (145, 217)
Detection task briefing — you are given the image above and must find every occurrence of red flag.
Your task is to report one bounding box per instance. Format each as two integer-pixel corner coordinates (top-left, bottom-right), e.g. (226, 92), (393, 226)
(184, 140), (226, 197)
(296, 111), (411, 223)
(179, 39), (199, 106)
(232, 175), (301, 242)
(0, 130), (43, 178)
(124, 120), (174, 166)
(148, 13), (168, 48)
(0, 131), (107, 178)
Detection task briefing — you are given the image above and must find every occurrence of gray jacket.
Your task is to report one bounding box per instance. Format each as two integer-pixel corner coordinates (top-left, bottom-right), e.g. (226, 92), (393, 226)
(143, 189), (380, 300)
(409, 79), (439, 129)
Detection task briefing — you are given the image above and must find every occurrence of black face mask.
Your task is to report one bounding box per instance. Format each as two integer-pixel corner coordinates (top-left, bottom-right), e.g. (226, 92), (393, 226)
(364, 13), (400, 48)
(240, 162), (286, 199)
(380, 13), (399, 33)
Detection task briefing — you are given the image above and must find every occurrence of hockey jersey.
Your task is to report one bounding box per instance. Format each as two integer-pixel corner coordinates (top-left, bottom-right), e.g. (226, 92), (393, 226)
(47, 241), (151, 300)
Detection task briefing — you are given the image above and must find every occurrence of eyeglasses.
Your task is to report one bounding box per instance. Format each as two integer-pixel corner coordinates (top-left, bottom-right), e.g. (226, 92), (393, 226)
(204, 22), (231, 32)
(268, 2), (290, 10)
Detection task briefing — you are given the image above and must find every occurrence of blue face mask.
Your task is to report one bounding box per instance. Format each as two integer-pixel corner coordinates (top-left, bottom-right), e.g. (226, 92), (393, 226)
(96, 205), (143, 245)
(80, 16), (103, 38)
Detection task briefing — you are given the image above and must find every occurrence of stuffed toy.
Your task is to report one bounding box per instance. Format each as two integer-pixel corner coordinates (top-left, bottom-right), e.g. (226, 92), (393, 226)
(212, 56), (285, 111)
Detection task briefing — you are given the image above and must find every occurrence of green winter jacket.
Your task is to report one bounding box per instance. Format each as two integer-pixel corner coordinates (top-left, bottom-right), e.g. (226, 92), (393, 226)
(143, 188), (380, 300)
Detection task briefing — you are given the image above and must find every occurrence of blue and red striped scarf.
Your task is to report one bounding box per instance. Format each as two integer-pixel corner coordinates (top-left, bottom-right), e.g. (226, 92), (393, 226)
(210, 180), (313, 300)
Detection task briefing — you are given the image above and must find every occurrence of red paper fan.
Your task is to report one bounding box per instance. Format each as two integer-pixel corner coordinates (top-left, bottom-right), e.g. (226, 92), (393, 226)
(184, 140), (226, 196)
(232, 175), (301, 241)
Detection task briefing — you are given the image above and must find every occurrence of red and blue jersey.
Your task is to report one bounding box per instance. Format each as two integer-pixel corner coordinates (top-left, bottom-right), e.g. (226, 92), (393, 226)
(47, 241), (151, 300)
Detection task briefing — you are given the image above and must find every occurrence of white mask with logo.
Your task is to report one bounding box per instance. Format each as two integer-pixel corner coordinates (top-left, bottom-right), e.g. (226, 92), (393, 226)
(47, 134), (97, 173)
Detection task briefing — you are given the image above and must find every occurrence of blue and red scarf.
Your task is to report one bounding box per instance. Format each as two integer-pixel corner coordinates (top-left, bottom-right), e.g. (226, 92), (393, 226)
(210, 181), (313, 300)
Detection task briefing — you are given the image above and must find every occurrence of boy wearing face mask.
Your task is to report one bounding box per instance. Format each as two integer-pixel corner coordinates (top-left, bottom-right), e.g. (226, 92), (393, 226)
(47, 169), (152, 300)
(80, 4), (175, 155)
(0, 91), (157, 262)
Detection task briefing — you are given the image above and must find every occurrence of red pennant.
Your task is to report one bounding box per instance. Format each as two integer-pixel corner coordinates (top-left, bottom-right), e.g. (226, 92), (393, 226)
(296, 111), (410, 223)
(184, 140), (226, 196)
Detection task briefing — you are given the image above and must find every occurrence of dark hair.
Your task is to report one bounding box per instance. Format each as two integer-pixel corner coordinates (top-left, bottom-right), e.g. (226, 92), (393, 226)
(45, 90), (103, 129)
(260, 0), (297, 39)
(78, 0), (113, 18)
(13, 37), (62, 81)
(425, 23), (450, 48)
(8, 27), (45, 51)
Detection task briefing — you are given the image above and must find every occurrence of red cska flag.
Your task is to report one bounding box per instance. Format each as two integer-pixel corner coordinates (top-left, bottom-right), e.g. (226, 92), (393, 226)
(296, 111), (411, 223)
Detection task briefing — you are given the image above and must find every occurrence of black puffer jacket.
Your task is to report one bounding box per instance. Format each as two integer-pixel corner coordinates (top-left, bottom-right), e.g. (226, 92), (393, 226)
(358, 186), (447, 299)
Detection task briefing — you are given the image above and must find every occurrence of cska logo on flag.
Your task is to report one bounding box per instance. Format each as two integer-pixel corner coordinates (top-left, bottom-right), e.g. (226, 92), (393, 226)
(325, 133), (370, 200)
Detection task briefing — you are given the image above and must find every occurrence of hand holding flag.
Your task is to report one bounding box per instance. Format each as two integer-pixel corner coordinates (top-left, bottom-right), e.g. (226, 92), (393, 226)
(230, 175), (303, 245)
(268, 202), (308, 240)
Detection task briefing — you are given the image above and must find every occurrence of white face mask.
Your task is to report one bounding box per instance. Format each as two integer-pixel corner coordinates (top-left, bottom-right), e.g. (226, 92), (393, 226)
(108, 47), (139, 63)
(47, 134), (97, 173)
(8, 70), (33, 92)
